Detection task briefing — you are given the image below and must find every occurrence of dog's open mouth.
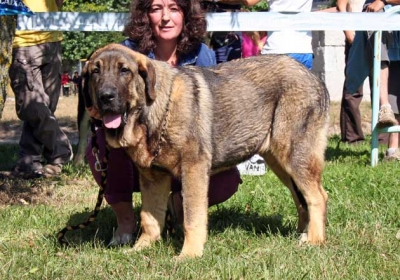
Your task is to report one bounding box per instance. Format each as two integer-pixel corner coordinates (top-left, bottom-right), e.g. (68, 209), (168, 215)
(103, 113), (123, 129)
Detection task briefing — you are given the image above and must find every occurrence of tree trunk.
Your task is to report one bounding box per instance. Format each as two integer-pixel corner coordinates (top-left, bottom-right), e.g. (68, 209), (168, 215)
(0, 16), (16, 120)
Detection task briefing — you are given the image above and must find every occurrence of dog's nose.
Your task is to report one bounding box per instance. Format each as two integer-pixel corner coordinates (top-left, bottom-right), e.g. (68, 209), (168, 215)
(99, 90), (116, 104)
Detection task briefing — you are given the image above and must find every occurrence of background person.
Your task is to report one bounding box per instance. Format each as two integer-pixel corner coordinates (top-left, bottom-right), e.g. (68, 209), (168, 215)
(345, 0), (400, 130)
(261, 0), (314, 69)
(61, 71), (71, 97)
(344, 1), (400, 160)
(384, 61), (400, 160)
(201, 0), (262, 63)
(85, 0), (242, 246)
(72, 71), (81, 96)
(8, 0), (73, 179)
(337, 0), (367, 144)
(242, 31), (267, 58)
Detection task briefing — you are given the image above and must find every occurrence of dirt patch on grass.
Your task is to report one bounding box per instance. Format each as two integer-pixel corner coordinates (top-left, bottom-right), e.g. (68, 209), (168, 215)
(0, 177), (56, 205)
(0, 174), (96, 206)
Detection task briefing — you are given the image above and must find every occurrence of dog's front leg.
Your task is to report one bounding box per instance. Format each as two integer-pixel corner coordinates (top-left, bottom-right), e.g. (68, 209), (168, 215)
(133, 170), (171, 251)
(178, 160), (210, 259)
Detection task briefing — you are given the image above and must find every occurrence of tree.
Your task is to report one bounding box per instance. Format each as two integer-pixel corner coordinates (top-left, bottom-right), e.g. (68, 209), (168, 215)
(248, 0), (269, 11)
(61, 0), (129, 63)
(0, 16), (16, 119)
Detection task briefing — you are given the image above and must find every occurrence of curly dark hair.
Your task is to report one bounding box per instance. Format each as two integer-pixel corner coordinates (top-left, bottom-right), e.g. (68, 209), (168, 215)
(123, 0), (207, 55)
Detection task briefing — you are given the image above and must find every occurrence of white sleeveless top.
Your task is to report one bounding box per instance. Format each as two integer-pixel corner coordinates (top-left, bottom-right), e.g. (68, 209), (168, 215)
(349, 0), (365, 12)
(261, 0), (313, 54)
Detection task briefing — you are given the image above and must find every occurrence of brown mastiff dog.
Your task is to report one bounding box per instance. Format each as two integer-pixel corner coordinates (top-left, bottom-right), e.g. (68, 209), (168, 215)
(82, 43), (329, 259)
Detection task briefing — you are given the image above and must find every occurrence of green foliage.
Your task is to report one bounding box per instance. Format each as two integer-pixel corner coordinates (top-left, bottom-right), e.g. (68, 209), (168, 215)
(63, 0), (131, 12)
(61, 0), (130, 62)
(62, 31), (126, 61)
(248, 0), (269, 11)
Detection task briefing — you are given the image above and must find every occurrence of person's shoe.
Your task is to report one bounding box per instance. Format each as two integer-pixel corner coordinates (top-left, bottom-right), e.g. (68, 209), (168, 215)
(378, 105), (396, 128)
(383, 149), (400, 162)
(107, 231), (133, 247)
(11, 161), (44, 179)
(42, 163), (63, 177)
(42, 149), (73, 177)
(345, 140), (365, 146)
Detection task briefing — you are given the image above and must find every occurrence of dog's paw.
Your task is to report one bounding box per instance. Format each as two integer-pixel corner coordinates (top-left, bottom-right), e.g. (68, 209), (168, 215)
(173, 254), (198, 262)
(298, 232), (326, 245)
(298, 233), (308, 245)
(177, 244), (204, 260)
(132, 235), (154, 251)
(173, 251), (203, 261)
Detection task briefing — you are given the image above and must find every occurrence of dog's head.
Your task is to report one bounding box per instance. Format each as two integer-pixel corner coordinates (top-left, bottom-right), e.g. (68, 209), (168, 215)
(82, 43), (156, 130)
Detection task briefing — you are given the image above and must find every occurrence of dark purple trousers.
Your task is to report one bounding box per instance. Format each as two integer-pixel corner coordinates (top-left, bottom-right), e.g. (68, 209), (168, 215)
(86, 127), (242, 206)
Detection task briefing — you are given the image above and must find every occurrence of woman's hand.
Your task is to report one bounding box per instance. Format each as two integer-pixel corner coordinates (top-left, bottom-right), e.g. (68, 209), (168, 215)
(344, 30), (355, 44)
(365, 1), (385, 12)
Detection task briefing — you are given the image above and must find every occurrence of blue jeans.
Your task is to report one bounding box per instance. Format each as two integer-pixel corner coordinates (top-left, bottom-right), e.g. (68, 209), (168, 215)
(288, 53), (313, 70)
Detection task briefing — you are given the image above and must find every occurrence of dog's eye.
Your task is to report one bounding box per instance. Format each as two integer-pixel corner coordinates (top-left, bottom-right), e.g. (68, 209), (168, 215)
(92, 68), (99, 74)
(120, 67), (130, 73)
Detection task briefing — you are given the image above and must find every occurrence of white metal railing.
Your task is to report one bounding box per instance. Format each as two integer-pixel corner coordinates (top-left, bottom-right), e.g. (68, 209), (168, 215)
(16, 11), (400, 32)
(369, 6), (400, 166)
(15, 9), (400, 166)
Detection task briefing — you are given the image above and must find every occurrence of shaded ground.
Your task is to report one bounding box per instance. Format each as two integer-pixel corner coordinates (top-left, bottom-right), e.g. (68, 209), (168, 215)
(0, 95), (80, 144)
(0, 178), (55, 205)
(0, 95), (82, 205)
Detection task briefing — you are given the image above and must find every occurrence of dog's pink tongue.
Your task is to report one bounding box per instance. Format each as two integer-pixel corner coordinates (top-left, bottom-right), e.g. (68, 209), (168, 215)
(103, 114), (122, 129)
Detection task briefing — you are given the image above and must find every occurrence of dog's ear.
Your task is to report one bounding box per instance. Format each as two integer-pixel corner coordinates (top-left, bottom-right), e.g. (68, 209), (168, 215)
(138, 59), (156, 104)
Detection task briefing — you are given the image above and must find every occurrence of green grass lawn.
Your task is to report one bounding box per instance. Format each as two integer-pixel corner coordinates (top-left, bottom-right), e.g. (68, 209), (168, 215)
(0, 136), (399, 279)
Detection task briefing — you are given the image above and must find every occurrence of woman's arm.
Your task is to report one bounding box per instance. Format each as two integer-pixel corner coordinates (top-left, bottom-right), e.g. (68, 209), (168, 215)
(335, 0), (355, 44)
(365, 0), (400, 12)
(336, 0), (349, 12)
(195, 43), (217, 67)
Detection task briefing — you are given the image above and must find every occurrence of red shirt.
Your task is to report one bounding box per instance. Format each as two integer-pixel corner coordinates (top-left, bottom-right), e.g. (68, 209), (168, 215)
(61, 74), (70, 85)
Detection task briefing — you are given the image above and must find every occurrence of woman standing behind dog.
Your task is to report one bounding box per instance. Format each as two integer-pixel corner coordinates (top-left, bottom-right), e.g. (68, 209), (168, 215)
(85, 0), (242, 246)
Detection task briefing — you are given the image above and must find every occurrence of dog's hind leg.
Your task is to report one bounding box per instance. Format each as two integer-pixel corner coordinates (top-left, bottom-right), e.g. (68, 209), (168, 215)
(133, 170), (171, 251)
(262, 149), (328, 245)
(262, 153), (309, 235)
(289, 130), (328, 245)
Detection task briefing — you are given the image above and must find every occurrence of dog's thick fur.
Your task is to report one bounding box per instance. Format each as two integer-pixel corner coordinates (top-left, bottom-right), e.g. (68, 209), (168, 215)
(82, 43), (330, 259)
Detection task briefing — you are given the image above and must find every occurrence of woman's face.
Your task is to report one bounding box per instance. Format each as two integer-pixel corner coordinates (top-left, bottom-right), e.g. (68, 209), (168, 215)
(148, 0), (184, 43)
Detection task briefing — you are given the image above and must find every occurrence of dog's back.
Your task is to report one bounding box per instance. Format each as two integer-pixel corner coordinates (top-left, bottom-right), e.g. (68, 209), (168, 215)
(186, 55), (329, 169)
